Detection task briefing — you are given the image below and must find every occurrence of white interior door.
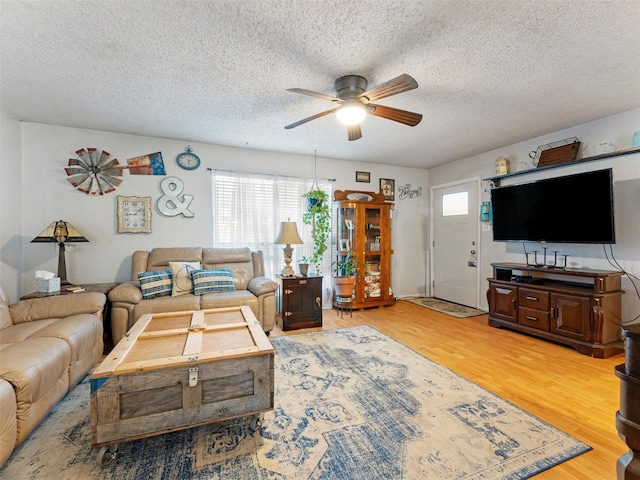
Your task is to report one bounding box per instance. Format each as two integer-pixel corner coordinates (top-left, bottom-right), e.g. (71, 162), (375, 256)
(432, 180), (479, 307)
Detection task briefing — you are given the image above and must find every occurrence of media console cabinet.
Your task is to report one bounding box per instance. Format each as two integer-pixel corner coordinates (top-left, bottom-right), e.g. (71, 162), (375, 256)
(487, 263), (624, 358)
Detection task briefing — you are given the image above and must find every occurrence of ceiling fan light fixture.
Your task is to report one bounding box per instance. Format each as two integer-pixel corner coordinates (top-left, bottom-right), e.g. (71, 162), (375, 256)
(336, 101), (366, 125)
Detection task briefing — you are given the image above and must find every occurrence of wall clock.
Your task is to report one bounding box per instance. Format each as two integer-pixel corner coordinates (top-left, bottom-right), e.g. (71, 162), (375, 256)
(176, 147), (201, 170)
(117, 195), (152, 234)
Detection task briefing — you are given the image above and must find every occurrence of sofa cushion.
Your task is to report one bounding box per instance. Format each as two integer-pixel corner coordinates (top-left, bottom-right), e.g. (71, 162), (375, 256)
(30, 314), (103, 388)
(202, 248), (254, 290)
(0, 319), (58, 345)
(133, 294), (201, 320)
(169, 261), (201, 297)
(200, 290), (259, 316)
(145, 248), (203, 272)
(192, 269), (236, 295)
(0, 337), (70, 444)
(138, 269), (173, 299)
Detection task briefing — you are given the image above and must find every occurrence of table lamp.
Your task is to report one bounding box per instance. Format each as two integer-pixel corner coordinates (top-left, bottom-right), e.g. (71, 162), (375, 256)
(274, 221), (303, 276)
(31, 220), (89, 285)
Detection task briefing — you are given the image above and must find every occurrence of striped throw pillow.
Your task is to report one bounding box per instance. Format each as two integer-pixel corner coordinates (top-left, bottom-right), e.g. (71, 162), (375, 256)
(138, 269), (173, 299)
(192, 269), (236, 295)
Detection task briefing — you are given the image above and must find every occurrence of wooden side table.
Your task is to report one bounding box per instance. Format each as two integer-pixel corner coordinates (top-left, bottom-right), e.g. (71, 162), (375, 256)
(21, 283), (119, 354)
(275, 275), (322, 331)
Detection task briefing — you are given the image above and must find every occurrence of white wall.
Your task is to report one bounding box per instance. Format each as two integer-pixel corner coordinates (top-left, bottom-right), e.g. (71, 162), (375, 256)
(0, 111), (23, 302)
(428, 108), (640, 323)
(0, 120), (428, 301)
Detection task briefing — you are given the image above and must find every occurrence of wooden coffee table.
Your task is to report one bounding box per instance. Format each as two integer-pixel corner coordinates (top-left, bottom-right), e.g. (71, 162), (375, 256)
(90, 306), (274, 466)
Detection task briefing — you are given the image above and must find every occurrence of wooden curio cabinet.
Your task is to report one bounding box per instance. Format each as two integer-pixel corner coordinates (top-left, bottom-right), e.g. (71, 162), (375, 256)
(332, 190), (394, 309)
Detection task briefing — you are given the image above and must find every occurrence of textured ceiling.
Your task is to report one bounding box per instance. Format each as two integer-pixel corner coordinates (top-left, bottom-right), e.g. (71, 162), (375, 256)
(1, 0), (639, 169)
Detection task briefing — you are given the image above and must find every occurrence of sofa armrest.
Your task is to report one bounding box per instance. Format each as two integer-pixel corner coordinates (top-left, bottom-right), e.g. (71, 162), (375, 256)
(247, 276), (278, 296)
(9, 292), (106, 324)
(107, 282), (143, 305)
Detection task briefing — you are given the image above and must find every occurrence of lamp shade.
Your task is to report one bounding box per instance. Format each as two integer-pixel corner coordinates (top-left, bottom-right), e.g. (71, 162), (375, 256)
(274, 221), (303, 245)
(31, 220), (89, 244)
(31, 220), (88, 286)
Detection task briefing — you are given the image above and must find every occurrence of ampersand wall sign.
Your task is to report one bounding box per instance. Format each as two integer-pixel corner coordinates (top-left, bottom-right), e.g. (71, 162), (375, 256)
(157, 177), (195, 217)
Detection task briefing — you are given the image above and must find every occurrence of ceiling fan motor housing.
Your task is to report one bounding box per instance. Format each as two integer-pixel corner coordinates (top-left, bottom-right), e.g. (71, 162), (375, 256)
(335, 75), (368, 100)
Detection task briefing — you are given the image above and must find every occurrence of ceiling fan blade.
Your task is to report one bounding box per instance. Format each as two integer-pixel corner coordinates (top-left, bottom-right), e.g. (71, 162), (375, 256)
(359, 74), (418, 103)
(347, 124), (362, 141)
(286, 88), (342, 103)
(368, 104), (422, 126)
(285, 107), (339, 129)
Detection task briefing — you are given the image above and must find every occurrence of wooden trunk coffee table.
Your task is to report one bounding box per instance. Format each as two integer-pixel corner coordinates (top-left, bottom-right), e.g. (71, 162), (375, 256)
(90, 306), (274, 466)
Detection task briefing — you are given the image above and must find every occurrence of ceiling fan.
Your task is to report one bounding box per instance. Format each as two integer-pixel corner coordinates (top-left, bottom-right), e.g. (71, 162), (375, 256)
(285, 73), (423, 141)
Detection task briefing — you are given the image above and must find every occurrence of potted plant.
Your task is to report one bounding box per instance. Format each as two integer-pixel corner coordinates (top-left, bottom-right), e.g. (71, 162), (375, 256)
(332, 250), (363, 297)
(298, 257), (310, 276)
(302, 188), (330, 273)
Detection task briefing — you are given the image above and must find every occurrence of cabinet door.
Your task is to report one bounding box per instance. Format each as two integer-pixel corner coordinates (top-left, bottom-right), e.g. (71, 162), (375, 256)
(489, 284), (517, 322)
(550, 293), (591, 342)
(284, 278), (322, 321)
(361, 205), (388, 302)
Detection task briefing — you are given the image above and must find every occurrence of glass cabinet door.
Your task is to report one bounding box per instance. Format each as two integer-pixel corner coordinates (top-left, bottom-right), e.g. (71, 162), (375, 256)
(337, 205), (356, 256)
(364, 207), (383, 298)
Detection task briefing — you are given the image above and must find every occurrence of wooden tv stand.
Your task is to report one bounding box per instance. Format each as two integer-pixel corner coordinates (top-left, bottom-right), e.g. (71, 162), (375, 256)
(487, 263), (624, 358)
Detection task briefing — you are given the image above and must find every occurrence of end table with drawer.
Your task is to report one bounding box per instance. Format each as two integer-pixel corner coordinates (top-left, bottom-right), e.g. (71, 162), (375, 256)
(275, 275), (322, 331)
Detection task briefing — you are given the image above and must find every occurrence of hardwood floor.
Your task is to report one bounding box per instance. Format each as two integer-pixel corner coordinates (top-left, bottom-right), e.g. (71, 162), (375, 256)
(271, 299), (626, 480)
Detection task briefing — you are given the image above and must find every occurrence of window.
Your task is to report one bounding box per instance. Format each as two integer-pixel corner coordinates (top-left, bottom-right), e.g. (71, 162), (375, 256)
(441, 191), (468, 216)
(210, 170), (332, 280)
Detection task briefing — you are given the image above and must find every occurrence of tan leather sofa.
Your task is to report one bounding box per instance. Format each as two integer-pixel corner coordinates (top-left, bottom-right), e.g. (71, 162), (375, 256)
(108, 247), (278, 344)
(0, 284), (105, 467)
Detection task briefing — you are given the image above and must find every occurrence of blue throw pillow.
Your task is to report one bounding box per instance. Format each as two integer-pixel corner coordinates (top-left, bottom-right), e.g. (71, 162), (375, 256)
(138, 269), (173, 299)
(192, 269), (236, 295)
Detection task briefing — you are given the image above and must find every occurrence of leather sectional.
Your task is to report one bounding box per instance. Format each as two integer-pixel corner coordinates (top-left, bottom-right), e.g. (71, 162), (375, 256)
(0, 284), (105, 466)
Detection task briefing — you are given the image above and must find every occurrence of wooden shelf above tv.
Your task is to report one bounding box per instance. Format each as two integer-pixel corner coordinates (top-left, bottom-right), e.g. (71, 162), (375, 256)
(485, 146), (640, 186)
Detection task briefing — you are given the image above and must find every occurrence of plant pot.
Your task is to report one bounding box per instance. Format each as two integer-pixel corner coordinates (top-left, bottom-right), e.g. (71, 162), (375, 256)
(298, 263), (309, 276)
(307, 198), (323, 211)
(333, 276), (356, 297)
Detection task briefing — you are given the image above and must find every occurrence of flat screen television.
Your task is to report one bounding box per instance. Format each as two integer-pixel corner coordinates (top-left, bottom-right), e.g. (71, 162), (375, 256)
(490, 168), (615, 243)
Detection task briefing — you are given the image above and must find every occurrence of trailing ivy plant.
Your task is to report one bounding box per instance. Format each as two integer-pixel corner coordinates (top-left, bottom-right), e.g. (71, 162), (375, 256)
(302, 188), (330, 273)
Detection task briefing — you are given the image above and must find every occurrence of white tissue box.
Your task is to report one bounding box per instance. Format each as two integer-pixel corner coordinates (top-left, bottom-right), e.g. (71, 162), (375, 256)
(37, 277), (61, 293)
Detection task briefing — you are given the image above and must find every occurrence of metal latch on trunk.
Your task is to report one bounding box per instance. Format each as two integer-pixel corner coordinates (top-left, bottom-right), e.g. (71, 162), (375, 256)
(188, 367), (199, 387)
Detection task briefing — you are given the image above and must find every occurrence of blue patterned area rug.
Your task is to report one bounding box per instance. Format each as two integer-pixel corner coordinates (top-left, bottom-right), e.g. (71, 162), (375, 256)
(1, 326), (589, 479)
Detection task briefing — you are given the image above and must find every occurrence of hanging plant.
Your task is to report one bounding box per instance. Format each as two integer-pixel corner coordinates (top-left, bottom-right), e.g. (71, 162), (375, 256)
(302, 188), (330, 273)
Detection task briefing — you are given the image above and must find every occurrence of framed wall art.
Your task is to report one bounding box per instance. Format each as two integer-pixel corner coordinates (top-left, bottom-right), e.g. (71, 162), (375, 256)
(117, 195), (152, 234)
(380, 178), (395, 201)
(355, 171), (370, 183)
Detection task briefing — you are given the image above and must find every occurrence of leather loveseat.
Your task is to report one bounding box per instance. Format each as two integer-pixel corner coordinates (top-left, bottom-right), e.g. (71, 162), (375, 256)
(107, 247), (278, 344)
(0, 284), (105, 466)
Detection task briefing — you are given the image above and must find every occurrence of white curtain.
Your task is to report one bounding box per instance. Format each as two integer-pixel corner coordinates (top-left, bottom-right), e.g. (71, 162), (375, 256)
(210, 169), (333, 307)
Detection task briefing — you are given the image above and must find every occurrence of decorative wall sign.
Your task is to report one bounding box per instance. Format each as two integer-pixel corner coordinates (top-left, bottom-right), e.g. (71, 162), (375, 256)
(355, 171), (370, 183)
(65, 148), (122, 195)
(157, 177), (194, 217)
(379, 178), (395, 201)
(398, 184), (422, 200)
(117, 196), (152, 233)
(126, 152), (166, 175)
